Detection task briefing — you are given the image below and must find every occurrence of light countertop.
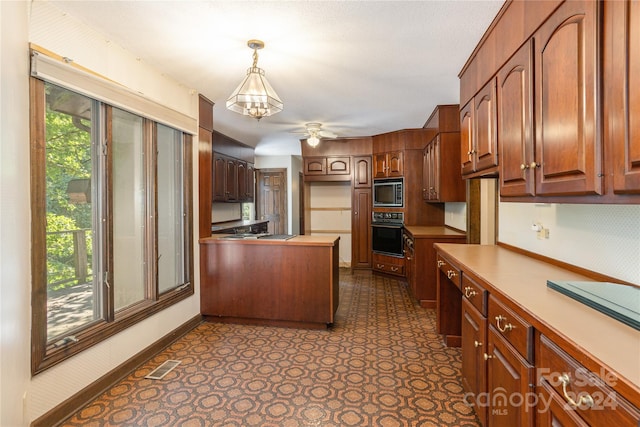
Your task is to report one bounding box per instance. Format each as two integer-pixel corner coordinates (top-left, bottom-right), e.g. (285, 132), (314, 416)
(404, 225), (466, 238)
(434, 243), (640, 389)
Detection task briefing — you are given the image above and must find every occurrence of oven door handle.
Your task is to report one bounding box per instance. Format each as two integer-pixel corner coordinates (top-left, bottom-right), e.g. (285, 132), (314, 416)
(372, 224), (403, 229)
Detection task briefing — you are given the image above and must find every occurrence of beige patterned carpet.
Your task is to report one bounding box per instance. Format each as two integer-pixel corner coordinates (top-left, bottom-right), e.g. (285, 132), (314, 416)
(62, 270), (480, 426)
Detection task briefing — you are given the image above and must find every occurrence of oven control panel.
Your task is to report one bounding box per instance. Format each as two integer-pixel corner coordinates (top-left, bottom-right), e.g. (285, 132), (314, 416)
(372, 211), (404, 224)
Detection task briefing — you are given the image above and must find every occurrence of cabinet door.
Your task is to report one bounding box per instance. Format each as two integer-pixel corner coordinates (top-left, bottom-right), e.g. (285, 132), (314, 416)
(461, 298), (487, 427)
(460, 101), (475, 176)
(534, 0), (602, 196)
(499, 41), (535, 197)
(373, 153), (388, 178)
(474, 78), (499, 173)
(237, 161), (248, 201)
(430, 137), (440, 200)
(351, 189), (371, 268)
(422, 146), (430, 200)
(212, 153), (227, 202)
(246, 163), (255, 202)
(353, 156), (372, 188)
(487, 327), (534, 427)
(327, 156), (350, 175)
(387, 151), (404, 177)
(611, 1), (640, 194)
(537, 379), (589, 427)
(304, 157), (327, 175)
(224, 157), (238, 201)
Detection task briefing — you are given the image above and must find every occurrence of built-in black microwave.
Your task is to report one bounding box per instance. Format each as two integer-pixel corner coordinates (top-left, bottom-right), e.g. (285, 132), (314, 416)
(373, 178), (403, 207)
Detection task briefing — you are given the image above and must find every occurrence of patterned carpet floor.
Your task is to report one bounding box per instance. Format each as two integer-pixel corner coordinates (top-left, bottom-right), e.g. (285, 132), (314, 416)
(61, 270), (480, 426)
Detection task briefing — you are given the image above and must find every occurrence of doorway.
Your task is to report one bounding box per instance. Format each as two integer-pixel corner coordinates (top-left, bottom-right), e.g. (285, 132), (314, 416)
(256, 168), (287, 235)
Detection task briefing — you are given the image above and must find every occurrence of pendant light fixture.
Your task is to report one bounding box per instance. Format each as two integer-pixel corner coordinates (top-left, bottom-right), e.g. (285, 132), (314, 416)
(226, 39), (283, 120)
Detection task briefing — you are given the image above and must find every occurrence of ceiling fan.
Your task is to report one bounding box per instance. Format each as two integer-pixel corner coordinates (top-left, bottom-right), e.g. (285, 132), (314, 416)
(298, 122), (338, 147)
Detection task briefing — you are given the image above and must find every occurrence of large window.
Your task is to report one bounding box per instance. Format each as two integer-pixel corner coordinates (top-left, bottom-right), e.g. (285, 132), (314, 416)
(31, 79), (193, 374)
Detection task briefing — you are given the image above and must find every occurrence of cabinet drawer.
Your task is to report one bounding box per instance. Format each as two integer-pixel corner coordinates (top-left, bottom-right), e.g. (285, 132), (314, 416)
(436, 255), (461, 288)
(461, 274), (487, 316)
(374, 260), (404, 276)
(487, 295), (533, 362)
(538, 335), (640, 426)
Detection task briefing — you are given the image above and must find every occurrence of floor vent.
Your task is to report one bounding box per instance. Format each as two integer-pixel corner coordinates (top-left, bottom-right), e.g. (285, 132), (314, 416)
(145, 360), (181, 380)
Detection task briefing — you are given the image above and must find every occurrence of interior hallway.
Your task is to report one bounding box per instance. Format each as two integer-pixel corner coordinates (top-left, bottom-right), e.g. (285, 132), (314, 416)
(61, 270), (480, 426)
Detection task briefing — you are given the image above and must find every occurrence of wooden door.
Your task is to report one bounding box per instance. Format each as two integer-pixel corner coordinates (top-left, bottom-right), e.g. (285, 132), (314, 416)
(246, 163), (255, 202)
(224, 157), (238, 201)
(487, 327), (534, 427)
(351, 188), (371, 268)
(212, 153), (227, 202)
(257, 169), (287, 235)
(474, 78), (499, 173)
(461, 298), (487, 427)
(537, 379), (589, 427)
(387, 151), (403, 176)
(237, 161), (247, 201)
(353, 156), (372, 189)
(460, 102), (475, 176)
(611, 0), (640, 194)
(373, 153), (388, 178)
(499, 41), (535, 197)
(534, 0), (602, 196)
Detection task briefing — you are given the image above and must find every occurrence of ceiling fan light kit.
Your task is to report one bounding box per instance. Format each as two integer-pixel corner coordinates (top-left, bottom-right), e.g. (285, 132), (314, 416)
(226, 39), (283, 120)
(304, 122), (336, 147)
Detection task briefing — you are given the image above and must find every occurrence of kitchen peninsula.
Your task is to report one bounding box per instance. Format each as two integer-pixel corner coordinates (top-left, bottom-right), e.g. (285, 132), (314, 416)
(199, 235), (340, 329)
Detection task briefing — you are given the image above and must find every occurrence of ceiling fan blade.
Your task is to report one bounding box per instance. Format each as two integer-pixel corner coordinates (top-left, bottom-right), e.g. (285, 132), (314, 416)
(319, 130), (337, 139)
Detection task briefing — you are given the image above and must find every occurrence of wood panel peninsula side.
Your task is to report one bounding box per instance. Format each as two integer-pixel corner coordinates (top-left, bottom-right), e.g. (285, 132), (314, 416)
(199, 235), (340, 329)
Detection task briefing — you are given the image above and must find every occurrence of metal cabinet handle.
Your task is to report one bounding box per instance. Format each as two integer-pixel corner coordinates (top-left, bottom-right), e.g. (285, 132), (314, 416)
(483, 353), (493, 360)
(495, 315), (513, 332)
(447, 270), (457, 280)
(559, 374), (594, 408)
(530, 161), (540, 168)
(464, 286), (477, 298)
(520, 163), (529, 170)
(437, 260), (445, 268)
(474, 340), (482, 348)
(376, 264), (384, 269)
(391, 267), (398, 272)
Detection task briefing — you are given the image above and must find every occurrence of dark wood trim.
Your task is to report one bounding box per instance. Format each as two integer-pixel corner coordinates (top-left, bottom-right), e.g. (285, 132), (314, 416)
(31, 316), (202, 427)
(496, 242), (639, 288)
(466, 179), (481, 244)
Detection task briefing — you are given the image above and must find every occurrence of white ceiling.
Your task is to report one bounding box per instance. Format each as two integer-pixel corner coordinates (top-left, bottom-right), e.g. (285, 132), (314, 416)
(48, 0), (503, 156)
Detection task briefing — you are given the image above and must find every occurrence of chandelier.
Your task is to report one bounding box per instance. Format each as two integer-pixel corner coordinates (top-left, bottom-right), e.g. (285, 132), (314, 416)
(226, 39), (283, 120)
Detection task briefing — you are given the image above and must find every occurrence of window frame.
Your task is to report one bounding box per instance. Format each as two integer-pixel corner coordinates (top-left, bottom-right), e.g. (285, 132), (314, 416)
(30, 77), (194, 375)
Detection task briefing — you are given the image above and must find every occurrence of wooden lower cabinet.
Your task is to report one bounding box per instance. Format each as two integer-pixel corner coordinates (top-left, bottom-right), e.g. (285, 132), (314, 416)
(461, 297), (488, 426)
(537, 378), (589, 427)
(372, 252), (404, 276)
(487, 326), (535, 427)
(351, 189), (371, 268)
(536, 334), (640, 427)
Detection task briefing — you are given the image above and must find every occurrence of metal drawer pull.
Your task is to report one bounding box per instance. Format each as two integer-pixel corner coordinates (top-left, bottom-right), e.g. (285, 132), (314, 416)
(495, 315), (513, 332)
(483, 353), (492, 360)
(377, 264), (384, 269)
(447, 270), (457, 280)
(559, 374), (594, 408)
(464, 286), (477, 298)
(474, 340), (482, 348)
(391, 267), (398, 272)
(437, 260), (445, 267)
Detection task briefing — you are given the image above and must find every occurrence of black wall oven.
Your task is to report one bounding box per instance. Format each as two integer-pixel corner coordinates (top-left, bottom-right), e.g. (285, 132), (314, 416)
(372, 212), (404, 257)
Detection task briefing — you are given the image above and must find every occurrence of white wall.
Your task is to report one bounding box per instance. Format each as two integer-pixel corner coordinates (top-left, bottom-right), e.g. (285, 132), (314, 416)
(499, 203), (640, 284)
(254, 155), (302, 235)
(309, 182), (352, 266)
(0, 3), (200, 425)
(445, 202), (467, 232)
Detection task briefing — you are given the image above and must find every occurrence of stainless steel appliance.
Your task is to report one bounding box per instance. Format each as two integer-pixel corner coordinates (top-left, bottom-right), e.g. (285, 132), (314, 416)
(372, 211), (404, 257)
(373, 178), (404, 208)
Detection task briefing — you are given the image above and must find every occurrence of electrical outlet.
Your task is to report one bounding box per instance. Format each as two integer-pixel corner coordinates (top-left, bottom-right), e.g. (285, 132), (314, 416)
(537, 228), (549, 239)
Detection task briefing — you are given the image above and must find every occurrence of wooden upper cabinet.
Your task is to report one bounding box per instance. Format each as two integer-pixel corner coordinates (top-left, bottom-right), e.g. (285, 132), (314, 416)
(374, 151), (403, 178)
(461, 78), (498, 178)
(237, 161), (248, 201)
(246, 163), (255, 201)
(327, 157), (350, 175)
(610, 0), (640, 194)
(224, 157), (238, 201)
(304, 157), (327, 175)
(534, 0), (602, 196)
(474, 78), (499, 174)
(460, 103), (474, 176)
(353, 156), (372, 188)
(498, 40), (535, 197)
(212, 153), (227, 202)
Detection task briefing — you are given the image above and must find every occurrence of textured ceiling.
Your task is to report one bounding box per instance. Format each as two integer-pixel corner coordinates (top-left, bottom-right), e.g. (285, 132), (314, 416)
(48, 0), (503, 155)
